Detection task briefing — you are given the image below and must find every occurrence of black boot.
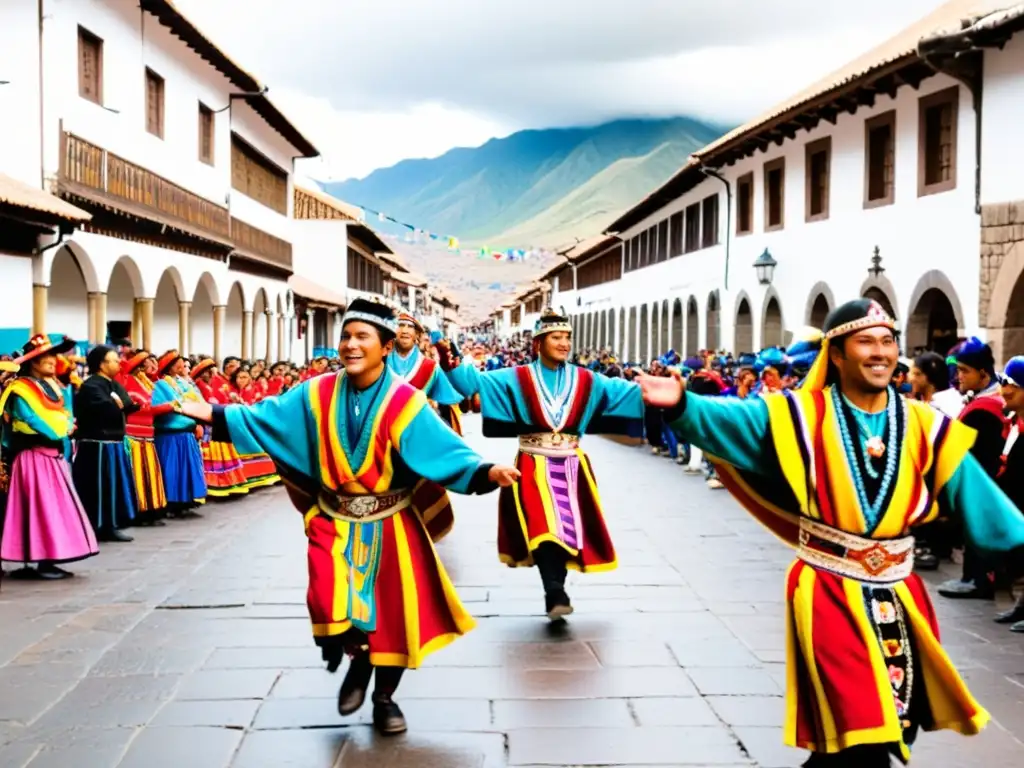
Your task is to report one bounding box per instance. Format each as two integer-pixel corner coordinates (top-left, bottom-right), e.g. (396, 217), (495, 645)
(98, 528), (134, 543)
(535, 542), (572, 621)
(372, 667), (407, 735)
(995, 594), (1024, 624)
(36, 563), (73, 580)
(337, 652), (373, 716)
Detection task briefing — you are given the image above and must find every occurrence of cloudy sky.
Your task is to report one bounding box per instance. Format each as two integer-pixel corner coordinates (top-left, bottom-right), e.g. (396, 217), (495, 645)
(174, 0), (947, 181)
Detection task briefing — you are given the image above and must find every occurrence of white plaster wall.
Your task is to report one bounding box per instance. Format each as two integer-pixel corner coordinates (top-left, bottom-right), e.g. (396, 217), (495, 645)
(981, 34), (1024, 205)
(0, 255), (38, 352)
(291, 220), (347, 289)
(562, 72), (980, 354)
(0, 3), (43, 187)
(40, 0), (238, 206)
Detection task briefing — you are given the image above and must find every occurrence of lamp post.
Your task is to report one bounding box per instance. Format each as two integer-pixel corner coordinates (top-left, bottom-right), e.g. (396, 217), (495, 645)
(753, 249), (777, 285)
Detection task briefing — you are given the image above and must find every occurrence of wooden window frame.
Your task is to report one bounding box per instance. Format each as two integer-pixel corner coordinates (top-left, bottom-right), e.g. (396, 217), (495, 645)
(669, 210), (684, 257)
(145, 68), (165, 139)
(864, 110), (896, 208)
(78, 26), (103, 105)
(701, 194), (719, 248)
(198, 102), (215, 165)
(736, 172), (754, 235)
(764, 157), (786, 232)
(918, 86), (959, 198)
(804, 136), (831, 223)
(684, 202), (701, 253)
(231, 132), (288, 215)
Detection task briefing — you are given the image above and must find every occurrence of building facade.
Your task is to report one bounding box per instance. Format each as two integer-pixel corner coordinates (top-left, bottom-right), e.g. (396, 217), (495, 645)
(551, 0), (1024, 366)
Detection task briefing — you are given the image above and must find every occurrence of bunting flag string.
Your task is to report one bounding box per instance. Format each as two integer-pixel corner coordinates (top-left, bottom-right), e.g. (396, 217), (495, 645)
(345, 200), (554, 262)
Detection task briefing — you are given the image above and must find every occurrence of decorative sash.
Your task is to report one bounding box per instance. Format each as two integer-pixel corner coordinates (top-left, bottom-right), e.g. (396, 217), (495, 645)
(405, 356), (438, 392)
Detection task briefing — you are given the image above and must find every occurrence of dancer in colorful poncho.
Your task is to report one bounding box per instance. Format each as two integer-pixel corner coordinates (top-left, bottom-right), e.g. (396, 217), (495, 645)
(447, 308), (645, 620)
(118, 351), (170, 523)
(192, 359), (248, 497)
(151, 350), (207, 515)
(0, 335), (98, 580)
(179, 298), (519, 735)
(387, 311), (465, 434)
(639, 299), (1024, 767)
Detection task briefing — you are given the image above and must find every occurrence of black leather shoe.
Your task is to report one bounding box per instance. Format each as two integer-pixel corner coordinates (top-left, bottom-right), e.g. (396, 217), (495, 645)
(545, 588), (574, 621)
(914, 549), (939, 571)
(100, 529), (134, 543)
(994, 602), (1024, 624)
(337, 654), (373, 716)
(372, 697), (408, 735)
(1010, 619), (1024, 633)
(36, 564), (73, 580)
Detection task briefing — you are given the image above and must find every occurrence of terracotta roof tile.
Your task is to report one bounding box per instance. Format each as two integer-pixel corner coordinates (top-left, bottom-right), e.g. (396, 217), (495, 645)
(0, 173), (91, 223)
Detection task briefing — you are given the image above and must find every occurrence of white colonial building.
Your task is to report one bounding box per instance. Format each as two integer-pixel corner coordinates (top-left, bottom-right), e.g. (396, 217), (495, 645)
(551, 0), (1024, 366)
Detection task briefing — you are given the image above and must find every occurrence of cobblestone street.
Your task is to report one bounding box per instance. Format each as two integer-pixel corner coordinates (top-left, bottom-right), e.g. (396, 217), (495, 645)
(1, 417), (1023, 767)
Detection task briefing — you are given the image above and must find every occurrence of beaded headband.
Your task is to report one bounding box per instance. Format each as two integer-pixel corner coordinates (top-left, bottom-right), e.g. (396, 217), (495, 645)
(341, 310), (398, 334)
(824, 301), (895, 340)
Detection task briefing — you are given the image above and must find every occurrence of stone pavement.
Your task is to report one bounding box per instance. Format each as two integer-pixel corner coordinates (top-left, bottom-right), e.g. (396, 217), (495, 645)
(1, 417), (1023, 767)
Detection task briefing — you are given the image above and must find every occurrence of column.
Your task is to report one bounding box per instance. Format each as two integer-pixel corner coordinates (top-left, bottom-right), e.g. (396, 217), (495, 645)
(408, 286), (416, 312)
(212, 305), (226, 363)
(132, 299), (143, 348)
(96, 292), (107, 346)
(276, 313), (285, 363)
(264, 310), (273, 360)
(87, 292), (99, 345)
(178, 301), (191, 356)
(241, 310), (253, 360)
(305, 309), (313, 363)
(138, 298), (154, 352)
(31, 284), (48, 337)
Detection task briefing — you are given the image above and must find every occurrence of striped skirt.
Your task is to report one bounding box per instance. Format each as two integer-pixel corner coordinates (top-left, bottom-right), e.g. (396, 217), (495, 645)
(201, 433), (248, 497)
(126, 436), (167, 515)
(497, 448), (617, 573)
(239, 452), (280, 489)
(72, 439), (137, 532)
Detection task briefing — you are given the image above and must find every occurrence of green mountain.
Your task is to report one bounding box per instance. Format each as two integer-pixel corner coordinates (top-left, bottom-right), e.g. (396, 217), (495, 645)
(321, 117), (726, 248)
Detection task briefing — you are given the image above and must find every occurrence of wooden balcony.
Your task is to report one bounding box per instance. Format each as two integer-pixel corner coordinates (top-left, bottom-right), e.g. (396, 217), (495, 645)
(58, 130), (231, 247)
(230, 216), (293, 271)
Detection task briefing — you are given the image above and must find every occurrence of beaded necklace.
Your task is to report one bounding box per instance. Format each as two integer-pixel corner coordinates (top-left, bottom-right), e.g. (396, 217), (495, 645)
(832, 385), (901, 525)
(529, 360), (576, 431)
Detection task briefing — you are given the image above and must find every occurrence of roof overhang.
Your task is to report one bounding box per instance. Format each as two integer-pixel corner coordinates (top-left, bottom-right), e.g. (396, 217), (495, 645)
(389, 270), (428, 288)
(141, 0), (319, 158)
(348, 223), (391, 255)
(288, 274), (346, 309)
(0, 173), (91, 226)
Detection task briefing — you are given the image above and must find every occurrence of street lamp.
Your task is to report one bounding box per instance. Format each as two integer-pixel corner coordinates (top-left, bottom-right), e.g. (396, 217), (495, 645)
(753, 249), (777, 285)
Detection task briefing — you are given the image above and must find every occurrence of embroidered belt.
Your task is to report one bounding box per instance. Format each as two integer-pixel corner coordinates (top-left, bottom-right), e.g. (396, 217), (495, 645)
(518, 432), (580, 457)
(797, 517), (914, 584)
(317, 488), (411, 523)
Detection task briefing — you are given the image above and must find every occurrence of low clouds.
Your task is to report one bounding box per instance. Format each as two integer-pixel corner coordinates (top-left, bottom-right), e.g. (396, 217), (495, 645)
(176, 0), (945, 178)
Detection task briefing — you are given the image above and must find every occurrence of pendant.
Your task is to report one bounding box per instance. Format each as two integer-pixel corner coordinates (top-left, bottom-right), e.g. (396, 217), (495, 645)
(354, 402), (361, 417)
(866, 436), (886, 459)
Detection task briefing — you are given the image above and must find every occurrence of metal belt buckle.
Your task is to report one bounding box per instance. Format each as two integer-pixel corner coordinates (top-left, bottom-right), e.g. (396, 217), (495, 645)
(345, 495), (379, 518)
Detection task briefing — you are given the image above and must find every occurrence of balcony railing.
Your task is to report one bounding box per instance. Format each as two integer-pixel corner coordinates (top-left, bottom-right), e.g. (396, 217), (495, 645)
(59, 131), (231, 242)
(230, 216), (292, 270)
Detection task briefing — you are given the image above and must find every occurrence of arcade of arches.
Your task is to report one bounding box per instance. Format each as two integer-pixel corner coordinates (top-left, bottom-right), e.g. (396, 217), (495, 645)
(42, 245), (290, 362)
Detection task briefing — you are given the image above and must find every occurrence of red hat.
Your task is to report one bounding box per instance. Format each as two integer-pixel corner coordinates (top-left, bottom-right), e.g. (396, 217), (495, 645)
(15, 334), (75, 366)
(191, 358), (216, 378)
(156, 349), (183, 377)
(397, 311), (422, 331)
(120, 350), (151, 375)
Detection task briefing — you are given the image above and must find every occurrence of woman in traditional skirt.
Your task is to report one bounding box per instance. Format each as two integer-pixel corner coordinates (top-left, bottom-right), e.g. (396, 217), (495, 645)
(0, 335), (98, 580)
(150, 351), (207, 516)
(227, 366), (280, 489)
(192, 359), (248, 497)
(118, 351), (170, 524)
(72, 345), (141, 543)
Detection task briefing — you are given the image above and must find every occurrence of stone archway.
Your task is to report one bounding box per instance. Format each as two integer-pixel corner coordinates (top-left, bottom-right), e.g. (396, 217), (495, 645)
(626, 306), (637, 362)
(706, 291), (721, 351)
(734, 293), (753, 354)
(225, 282), (245, 359)
(860, 276), (899, 321)
(686, 297), (699, 357)
(107, 257), (144, 348)
(988, 240), (1024, 362)
(660, 300), (670, 356)
(907, 288), (959, 356)
(805, 281), (835, 328)
(152, 269), (183, 354)
(671, 298), (683, 352)
(47, 245), (91, 343)
(253, 288), (269, 362)
(191, 272), (218, 359)
(762, 289), (784, 349)
(639, 304), (650, 363)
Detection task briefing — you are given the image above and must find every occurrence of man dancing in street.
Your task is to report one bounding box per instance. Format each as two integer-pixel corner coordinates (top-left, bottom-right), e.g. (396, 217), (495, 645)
(447, 308), (645, 620)
(639, 299), (1024, 767)
(180, 298), (519, 735)
(387, 311), (465, 433)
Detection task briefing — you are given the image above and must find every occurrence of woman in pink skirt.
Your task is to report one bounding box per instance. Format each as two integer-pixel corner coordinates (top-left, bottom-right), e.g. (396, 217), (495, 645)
(0, 335), (98, 581)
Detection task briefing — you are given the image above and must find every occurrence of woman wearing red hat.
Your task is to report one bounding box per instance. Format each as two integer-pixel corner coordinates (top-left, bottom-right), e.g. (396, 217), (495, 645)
(117, 350), (170, 523)
(0, 335), (98, 580)
(191, 359), (248, 497)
